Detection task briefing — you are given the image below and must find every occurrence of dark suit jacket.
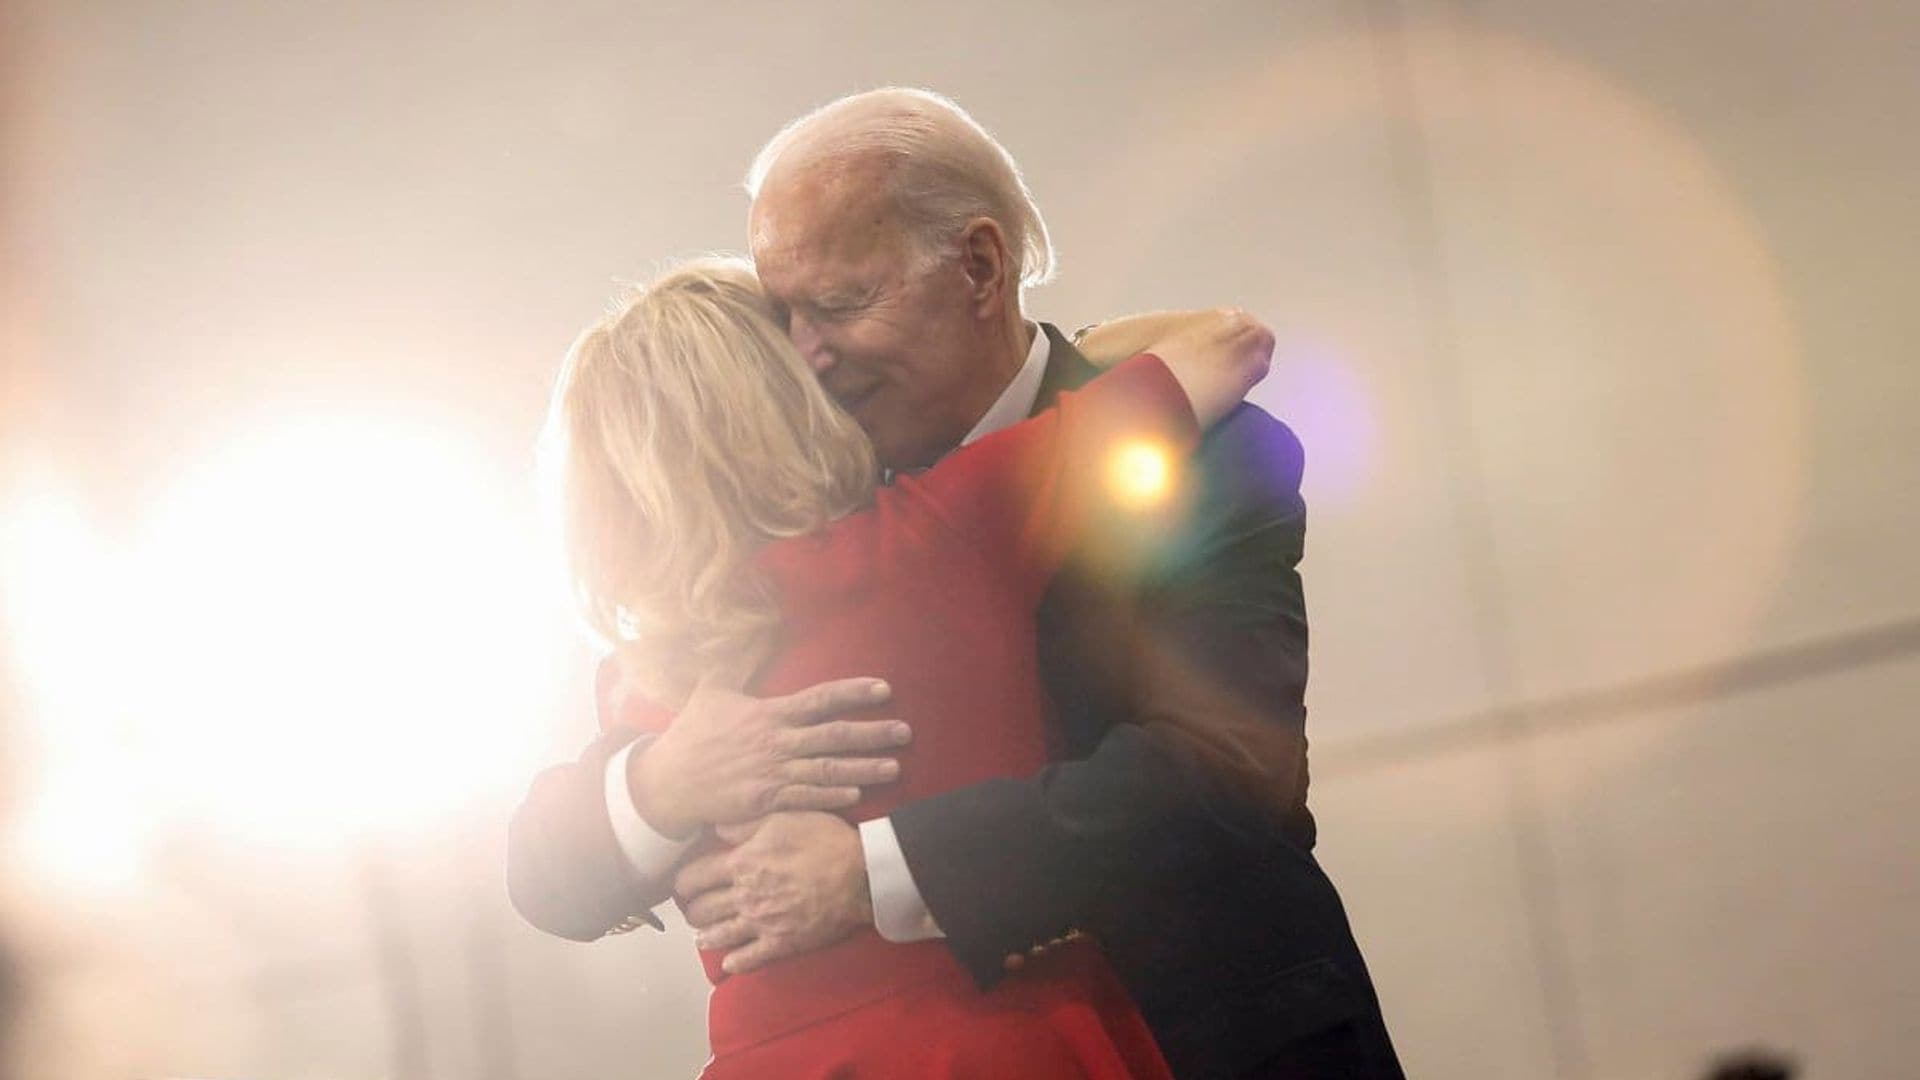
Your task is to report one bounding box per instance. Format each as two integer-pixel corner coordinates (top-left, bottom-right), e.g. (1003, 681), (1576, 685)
(508, 325), (1401, 1079)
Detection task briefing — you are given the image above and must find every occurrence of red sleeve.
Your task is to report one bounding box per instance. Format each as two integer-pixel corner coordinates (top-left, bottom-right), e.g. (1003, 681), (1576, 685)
(914, 351), (1201, 605)
(594, 654), (675, 736)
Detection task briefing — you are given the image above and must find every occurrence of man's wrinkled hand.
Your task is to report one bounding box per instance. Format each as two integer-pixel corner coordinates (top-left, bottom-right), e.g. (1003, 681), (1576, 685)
(632, 676), (910, 838)
(673, 811), (873, 975)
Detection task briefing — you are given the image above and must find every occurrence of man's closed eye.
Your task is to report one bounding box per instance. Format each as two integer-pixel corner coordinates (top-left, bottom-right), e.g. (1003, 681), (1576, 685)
(812, 301), (864, 322)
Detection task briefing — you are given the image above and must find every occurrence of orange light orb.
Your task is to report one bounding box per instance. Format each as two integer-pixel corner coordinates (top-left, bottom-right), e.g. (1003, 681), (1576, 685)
(1107, 439), (1174, 510)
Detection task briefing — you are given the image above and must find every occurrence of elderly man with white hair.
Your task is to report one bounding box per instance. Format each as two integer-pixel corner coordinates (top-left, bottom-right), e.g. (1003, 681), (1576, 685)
(510, 88), (1402, 1079)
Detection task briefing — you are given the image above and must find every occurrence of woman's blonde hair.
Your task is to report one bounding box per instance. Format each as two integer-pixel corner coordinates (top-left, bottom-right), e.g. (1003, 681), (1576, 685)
(543, 256), (878, 707)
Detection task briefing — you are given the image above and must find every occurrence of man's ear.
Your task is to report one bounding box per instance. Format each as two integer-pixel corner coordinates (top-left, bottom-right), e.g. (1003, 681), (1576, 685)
(957, 217), (1013, 318)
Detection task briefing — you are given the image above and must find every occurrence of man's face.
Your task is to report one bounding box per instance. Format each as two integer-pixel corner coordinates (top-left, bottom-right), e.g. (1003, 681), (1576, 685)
(750, 163), (997, 470)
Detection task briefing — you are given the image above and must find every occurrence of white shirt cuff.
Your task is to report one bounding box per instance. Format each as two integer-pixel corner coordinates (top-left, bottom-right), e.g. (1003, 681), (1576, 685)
(604, 738), (697, 883)
(860, 816), (945, 942)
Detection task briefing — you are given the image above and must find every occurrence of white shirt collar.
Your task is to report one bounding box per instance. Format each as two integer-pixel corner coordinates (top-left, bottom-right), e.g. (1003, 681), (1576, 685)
(960, 321), (1050, 447)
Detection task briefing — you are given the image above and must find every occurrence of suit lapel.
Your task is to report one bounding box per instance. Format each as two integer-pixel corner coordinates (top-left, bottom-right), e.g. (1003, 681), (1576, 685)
(1032, 322), (1100, 415)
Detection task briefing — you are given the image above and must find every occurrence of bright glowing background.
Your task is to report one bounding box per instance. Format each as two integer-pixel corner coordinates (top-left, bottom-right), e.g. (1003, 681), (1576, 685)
(2, 416), (569, 887)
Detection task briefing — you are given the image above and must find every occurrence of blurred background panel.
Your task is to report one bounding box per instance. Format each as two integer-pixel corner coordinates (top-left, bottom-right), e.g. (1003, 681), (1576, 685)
(2, 1), (1915, 1078)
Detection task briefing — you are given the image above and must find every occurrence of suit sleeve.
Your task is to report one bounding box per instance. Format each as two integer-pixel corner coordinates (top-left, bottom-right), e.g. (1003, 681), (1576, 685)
(887, 404), (1313, 986)
(506, 657), (678, 941)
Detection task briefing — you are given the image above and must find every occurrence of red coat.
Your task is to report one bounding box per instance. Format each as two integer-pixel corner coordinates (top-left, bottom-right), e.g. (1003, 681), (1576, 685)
(608, 355), (1196, 1078)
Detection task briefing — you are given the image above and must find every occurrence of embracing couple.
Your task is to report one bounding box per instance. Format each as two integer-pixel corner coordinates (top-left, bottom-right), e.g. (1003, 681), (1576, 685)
(509, 88), (1402, 1079)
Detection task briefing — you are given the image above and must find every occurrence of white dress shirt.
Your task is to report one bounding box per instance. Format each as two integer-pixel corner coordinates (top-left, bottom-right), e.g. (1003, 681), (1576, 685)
(605, 323), (1053, 941)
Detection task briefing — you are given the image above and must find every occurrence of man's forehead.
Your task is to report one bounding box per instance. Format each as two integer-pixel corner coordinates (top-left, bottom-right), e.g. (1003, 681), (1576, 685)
(751, 159), (898, 271)
(748, 227), (825, 301)
(747, 208), (813, 277)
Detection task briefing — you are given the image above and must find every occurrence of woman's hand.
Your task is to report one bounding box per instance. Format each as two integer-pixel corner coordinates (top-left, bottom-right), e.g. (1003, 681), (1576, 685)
(629, 675), (910, 837)
(1080, 308), (1274, 427)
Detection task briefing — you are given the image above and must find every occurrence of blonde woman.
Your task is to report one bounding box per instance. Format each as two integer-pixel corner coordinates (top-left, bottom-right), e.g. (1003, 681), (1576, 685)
(543, 256), (1270, 1078)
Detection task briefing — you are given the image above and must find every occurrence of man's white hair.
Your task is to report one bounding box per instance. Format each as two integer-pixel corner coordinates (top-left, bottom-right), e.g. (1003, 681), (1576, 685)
(746, 87), (1057, 289)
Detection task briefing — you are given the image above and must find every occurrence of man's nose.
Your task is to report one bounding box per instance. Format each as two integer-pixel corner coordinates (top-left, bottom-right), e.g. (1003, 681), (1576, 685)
(787, 312), (834, 374)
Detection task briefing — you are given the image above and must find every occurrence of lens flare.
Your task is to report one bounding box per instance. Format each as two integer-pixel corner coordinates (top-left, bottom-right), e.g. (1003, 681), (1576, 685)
(0, 466), (148, 890)
(122, 415), (566, 845)
(1107, 439), (1175, 511)
(3, 414), (577, 887)
(1073, 24), (1807, 716)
